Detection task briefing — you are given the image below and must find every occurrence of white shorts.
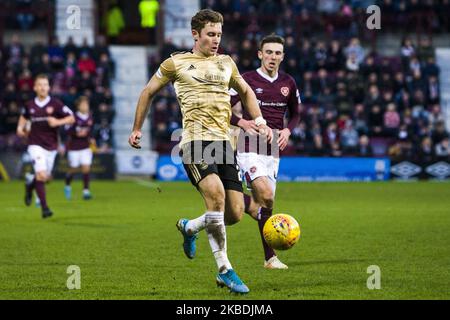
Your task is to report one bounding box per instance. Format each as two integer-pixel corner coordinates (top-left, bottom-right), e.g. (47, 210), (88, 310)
(68, 148), (93, 168)
(27, 145), (57, 175)
(236, 152), (280, 193)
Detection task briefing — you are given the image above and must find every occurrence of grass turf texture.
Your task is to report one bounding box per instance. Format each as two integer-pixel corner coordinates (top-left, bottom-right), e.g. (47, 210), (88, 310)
(0, 180), (449, 300)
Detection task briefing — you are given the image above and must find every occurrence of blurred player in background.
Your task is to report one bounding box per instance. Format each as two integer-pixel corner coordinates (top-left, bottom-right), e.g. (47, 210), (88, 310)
(16, 74), (75, 218)
(128, 9), (272, 293)
(230, 34), (301, 269)
(64, 96), (95, 200)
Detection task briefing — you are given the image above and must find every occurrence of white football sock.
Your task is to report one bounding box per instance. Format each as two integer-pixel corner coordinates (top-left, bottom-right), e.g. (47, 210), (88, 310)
(185, 213), (206, 235)
(205, 211), (232, 273)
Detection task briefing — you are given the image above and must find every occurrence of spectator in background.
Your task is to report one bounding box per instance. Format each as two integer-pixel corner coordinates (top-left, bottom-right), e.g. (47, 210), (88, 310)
(432, 121), (449, 145)
(416, 37), (435, 63)
(426, 75), (440, 104)
(435, 137), (450, 160)
(417, 136), (434, 163)
(104, 1), (125, 44)
(48, 37), (65, 69)
(400, 37), (415, 70)
(78, 52), (97, 75)
(344, 37), (365, 65)
(17, 69), (34, 91)
(423, 57), (440, 78)
(92, 36), (111, 61)
(16, 0), (34, 30)
(357, 135), (373, 157)
(340, 119), (359, 153)
(31, 53), (53, 76)
(139, 0), (160, 44)
(30, 38), (47, 66)
(368, 104), (383, 136)
(5, 34), (25, 68)
(383, 103), (401, 137)
(94, 119), (114, 153)
(64, 36), (79, 59)
(326, 39), (345, 71)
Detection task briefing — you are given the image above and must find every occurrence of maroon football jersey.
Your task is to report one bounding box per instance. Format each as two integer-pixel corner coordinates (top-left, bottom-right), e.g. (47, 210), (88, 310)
(230, 69), (301, 155)
(22, 96), (74, 151)
(66, 112), (94, 151)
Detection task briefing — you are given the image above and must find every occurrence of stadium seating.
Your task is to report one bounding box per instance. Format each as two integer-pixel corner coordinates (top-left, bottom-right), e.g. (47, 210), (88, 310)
(0, 35), (116, 153)
(147, 0), (449, 160)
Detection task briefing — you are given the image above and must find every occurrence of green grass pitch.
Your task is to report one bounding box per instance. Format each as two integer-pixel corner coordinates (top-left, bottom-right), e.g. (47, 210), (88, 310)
(0, 180), (449, 300)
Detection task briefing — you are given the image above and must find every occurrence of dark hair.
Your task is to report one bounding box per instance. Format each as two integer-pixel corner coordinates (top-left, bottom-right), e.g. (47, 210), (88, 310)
(259, 34), (285, 51)
(191, 9), (223, 34)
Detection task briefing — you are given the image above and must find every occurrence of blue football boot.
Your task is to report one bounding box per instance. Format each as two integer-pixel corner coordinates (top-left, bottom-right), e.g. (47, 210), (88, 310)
(176, 219), (198, 259)
(64, 185), (72, 200)
(216, 269), (250, 294)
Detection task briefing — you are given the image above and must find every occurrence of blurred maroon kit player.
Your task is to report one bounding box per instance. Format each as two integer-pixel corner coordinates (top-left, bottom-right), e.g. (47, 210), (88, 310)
(16, 74), (75, 218)
(64, 96), (95, 200)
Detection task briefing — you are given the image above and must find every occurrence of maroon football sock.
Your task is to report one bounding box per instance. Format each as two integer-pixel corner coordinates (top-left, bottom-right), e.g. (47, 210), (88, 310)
(243, 193), (252, 214)
(65, 173), (73, 186)
(83, 173), (90, 190)
(258, 207), (276, 261)
(35, 180), (48, 209)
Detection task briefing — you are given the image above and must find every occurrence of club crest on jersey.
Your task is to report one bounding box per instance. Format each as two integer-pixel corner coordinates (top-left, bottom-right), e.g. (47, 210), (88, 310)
(250, 166), (257, 174)
(255, 88), (264, 94)
(46, 106), (54, 114)
(280, 87), (290, 97)
(216, 61), (225, 72)
(199, 159), (208, 170)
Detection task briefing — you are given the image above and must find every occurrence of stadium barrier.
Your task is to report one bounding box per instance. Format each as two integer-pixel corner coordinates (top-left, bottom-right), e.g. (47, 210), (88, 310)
(156, 156), (391, 182)
(53, 154), (116, 180)
(391, 160), (450, 180)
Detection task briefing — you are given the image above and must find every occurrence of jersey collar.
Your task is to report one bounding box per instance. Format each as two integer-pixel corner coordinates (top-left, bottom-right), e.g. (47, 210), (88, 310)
(257, 68), (278, 83)
(76, 111), (89, 120)
(34, 96), (51, 108)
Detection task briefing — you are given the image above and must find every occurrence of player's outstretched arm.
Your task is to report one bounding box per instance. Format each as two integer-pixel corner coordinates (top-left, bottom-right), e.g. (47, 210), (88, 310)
(230, 78), (273, 143)
(129, 75), (166, 149)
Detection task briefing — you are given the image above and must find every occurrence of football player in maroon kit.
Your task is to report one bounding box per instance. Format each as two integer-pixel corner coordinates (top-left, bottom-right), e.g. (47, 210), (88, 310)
(64, 96), (95, 200)
(230, 35), (301, 269)
(16, 74), (75, 218)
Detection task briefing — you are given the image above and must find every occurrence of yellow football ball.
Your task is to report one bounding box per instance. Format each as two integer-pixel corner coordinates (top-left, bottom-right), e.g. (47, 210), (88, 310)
(263, 214), (301, 250)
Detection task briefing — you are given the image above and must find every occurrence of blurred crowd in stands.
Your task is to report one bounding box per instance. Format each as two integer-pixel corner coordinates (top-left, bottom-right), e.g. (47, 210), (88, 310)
(148, 0), (449, 161)
(0, 35), (116, 153)
(1, 0), (449, 162)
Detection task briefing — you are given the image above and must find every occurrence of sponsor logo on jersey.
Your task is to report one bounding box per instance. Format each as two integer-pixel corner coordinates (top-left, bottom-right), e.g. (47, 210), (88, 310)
(255, 88), (264, 94)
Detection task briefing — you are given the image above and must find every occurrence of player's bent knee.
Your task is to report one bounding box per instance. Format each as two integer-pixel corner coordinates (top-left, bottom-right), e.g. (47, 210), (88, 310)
(206, 192), (226, 212)
(36, 172), (48, 182)
(260, 191), (274, 209)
